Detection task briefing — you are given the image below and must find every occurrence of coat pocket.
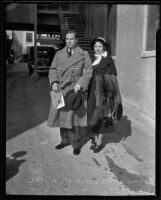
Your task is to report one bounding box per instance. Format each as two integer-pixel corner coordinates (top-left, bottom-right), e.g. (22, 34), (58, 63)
(71, 75), (81, 82)
(70, 69), (82, 82)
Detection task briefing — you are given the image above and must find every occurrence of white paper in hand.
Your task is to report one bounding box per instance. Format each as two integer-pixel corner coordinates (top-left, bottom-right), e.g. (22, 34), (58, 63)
(56, 93), (65, 109)
(50, 91), (64, 110)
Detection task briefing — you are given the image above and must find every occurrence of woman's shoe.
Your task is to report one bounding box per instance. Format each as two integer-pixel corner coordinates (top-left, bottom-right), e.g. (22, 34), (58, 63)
(55, 143), (69, 150)
(73, 148), (81, 155)
(90, 140), (96, 150)
(93, 144), (103, 153)
(90, 144), (96, 150)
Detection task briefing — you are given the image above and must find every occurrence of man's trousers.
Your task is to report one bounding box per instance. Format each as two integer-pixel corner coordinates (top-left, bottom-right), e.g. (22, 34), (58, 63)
(60, 126), (82, 149)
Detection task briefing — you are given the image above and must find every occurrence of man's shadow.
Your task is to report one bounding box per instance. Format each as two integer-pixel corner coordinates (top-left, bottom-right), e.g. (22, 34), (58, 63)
(80, 115), (132, 150)
(6, 151), (27, 182)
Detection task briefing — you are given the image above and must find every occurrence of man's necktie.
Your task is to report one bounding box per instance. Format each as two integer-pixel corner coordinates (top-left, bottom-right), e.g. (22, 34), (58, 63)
(68, 49), (72, 57)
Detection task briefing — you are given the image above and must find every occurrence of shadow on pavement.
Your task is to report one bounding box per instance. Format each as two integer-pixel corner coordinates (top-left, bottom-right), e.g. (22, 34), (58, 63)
(101, 115), (132, 150)
(80, 115), (132, 151)
(6, 151), (27, 182)
(105, 115), (132, 140)
(6, 66), (50, 141)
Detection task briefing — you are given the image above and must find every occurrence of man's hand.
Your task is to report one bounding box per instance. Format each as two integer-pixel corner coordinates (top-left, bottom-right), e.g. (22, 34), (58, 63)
(52, 82), (59, 92)
(74, 84), (81, 93)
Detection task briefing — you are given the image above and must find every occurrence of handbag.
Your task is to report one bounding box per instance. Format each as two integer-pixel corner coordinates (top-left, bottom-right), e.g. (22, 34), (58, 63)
(50, 90), (65, 110)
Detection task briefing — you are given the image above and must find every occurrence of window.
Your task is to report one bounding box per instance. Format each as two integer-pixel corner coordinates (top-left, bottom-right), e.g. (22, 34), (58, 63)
(146, 5), (160, 51)
(26, 32), (33, 43)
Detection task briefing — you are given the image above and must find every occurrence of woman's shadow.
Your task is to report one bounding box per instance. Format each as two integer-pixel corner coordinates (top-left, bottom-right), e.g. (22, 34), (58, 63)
(6, 151), (27, 182)
(101, 115), (132, 148)
(80, 115), (132, 150)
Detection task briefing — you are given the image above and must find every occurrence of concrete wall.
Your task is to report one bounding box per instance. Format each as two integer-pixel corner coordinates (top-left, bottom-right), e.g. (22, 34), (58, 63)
(140, 52), (156, 119)
(116, 5), (155, 119)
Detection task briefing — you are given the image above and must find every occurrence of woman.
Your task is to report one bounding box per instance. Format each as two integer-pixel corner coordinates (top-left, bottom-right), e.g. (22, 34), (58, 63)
(87, 37), (122, 153)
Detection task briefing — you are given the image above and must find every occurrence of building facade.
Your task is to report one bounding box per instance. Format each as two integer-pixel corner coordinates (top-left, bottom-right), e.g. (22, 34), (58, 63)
(115, 5), (158, 120)
(6, 3), (159, 119)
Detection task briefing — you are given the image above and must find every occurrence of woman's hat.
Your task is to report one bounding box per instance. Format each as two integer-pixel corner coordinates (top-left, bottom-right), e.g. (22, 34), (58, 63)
(64, 89), (84, 111)
(91, 37), (109, 49)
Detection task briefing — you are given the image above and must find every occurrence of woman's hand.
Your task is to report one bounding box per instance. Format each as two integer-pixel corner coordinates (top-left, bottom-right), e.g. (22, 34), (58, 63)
(52, 82), (59, 92)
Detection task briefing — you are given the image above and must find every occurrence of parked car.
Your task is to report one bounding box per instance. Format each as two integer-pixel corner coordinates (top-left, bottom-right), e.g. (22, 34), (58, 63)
(27, 46), (56, 75)
(21, 53), (30, 62)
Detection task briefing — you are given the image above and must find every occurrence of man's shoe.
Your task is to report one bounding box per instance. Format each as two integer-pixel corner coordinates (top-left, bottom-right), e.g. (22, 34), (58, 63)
(73, 148), (81, 155)
(55, 143), (68, 150)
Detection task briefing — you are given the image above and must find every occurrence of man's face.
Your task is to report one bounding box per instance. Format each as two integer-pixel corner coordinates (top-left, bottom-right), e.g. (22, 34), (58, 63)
(65, 33), (78, 49)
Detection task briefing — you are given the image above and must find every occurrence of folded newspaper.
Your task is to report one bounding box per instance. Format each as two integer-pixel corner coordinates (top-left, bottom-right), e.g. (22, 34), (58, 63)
(50, 90), (65, 110)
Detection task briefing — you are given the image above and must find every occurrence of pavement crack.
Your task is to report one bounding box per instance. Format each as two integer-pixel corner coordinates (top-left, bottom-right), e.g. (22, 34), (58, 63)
(122, 143), (144, 162)
(92, 158), (101, 167)
(105, 155), (155, 193)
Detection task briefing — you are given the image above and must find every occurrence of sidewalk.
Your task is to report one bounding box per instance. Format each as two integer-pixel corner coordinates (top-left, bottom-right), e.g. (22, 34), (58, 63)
(6, 103), (155, 195)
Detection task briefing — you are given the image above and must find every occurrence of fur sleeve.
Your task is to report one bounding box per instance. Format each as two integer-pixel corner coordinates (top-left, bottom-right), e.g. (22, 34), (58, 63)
(109, 56), (117, 76)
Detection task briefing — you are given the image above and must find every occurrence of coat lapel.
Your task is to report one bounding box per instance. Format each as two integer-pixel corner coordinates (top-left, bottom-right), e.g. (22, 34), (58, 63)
(58, 47), (69, 65)
(58, 46), (84, 76)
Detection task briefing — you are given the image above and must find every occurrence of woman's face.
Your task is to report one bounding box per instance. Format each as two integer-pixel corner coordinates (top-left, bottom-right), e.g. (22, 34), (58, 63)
(94, 41), (104, 55)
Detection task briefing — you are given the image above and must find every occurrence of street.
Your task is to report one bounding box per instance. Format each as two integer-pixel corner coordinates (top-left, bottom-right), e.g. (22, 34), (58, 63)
(6, 62), (155, 195)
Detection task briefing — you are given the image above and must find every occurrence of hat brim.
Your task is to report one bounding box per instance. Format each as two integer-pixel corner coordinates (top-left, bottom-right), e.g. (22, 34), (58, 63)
(64, 89), (83, 111)
(91, 38), (109, 49)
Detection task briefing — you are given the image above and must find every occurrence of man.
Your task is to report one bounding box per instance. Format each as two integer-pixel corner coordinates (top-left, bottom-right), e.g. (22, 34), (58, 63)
(47, 30), (92, 155)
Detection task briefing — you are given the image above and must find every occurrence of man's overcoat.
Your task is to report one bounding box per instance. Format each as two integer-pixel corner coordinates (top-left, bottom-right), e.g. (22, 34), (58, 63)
(47, 46), (92, 128)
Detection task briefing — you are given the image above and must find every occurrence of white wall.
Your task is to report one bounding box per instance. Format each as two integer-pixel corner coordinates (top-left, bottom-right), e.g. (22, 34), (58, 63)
(116, 5), (155, 119)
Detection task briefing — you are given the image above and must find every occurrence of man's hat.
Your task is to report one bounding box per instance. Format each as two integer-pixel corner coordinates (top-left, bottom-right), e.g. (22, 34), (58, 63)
(64, 89), (84, 111)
